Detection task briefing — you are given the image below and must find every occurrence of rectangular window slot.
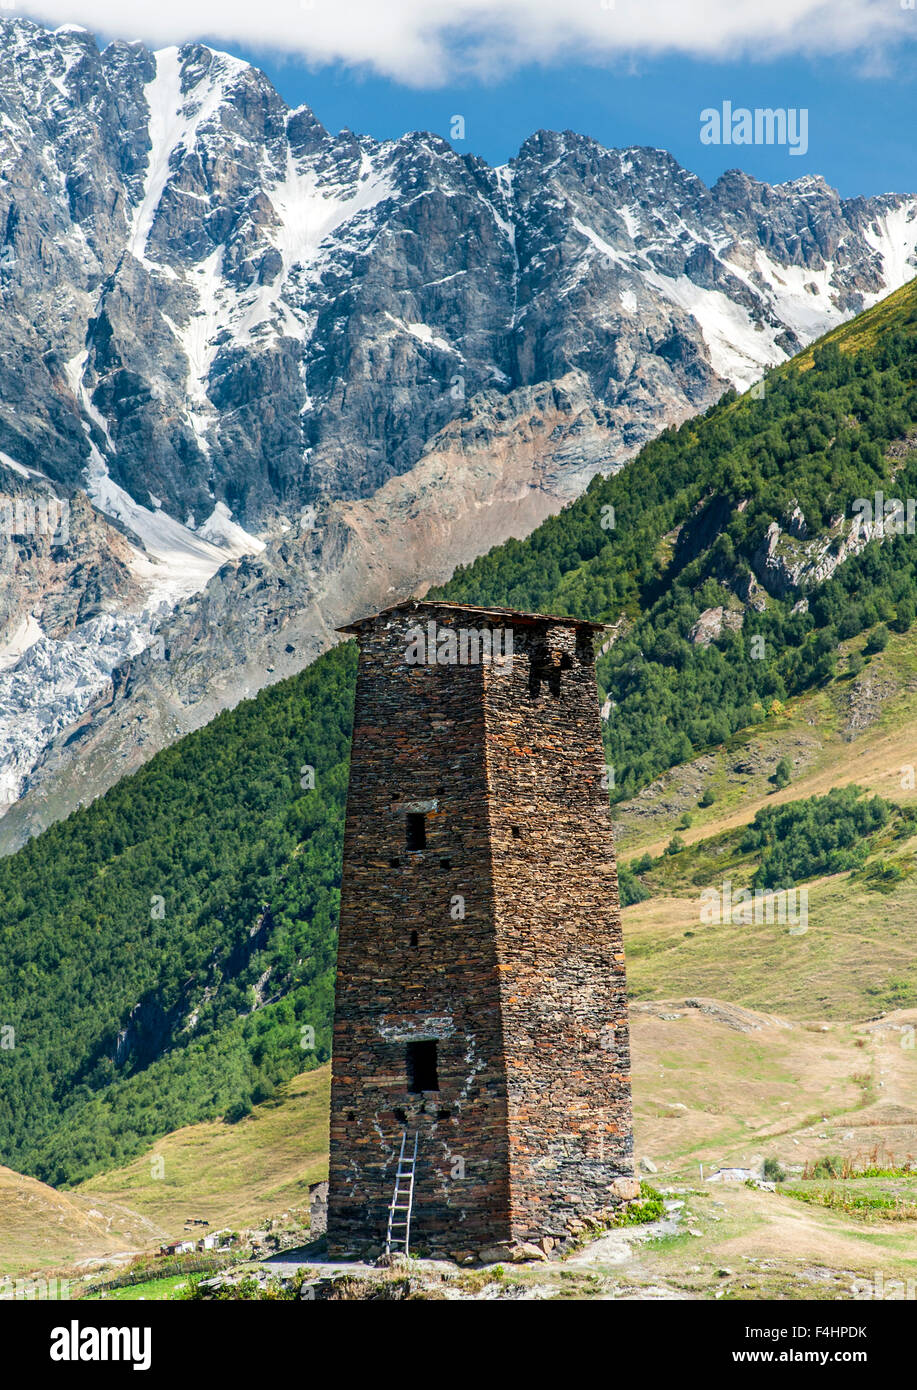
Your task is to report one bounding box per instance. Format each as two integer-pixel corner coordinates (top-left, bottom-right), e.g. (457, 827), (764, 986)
(529, 664), (561, 698)
(390, 857), (401, 867)
(439, 857), (452, 869)
(511, 826), (522, 839)
(406, 812), (426, 850)
(529, 652), (572, 698)
(406, 1040), (439, 1093)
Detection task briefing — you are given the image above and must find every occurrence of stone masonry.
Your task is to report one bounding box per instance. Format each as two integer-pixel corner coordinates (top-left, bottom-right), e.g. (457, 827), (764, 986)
(326, 600), (633, 1259)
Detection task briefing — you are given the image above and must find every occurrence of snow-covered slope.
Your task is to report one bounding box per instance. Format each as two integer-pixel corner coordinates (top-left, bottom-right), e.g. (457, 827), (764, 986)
(0, 15), (916, 837)
(2, 18), (915, 531)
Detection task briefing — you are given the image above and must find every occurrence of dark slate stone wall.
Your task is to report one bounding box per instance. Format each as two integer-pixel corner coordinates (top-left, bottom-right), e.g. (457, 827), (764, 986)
(327, 607), (633, 1259)
(483, 622), (634, 1243)
(327, 614), (512, 1258)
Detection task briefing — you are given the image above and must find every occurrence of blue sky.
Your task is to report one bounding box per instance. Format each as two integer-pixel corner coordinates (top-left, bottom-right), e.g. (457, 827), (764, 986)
(229, 44), (917, 198)
(20, 2), (917, 198)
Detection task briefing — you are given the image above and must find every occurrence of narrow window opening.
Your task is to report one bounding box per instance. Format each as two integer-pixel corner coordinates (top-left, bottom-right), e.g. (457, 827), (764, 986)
(393, 1107), (407, 1123)
(390, 856), (401, 867)
(439, 857), (452, 869)
(409, 930), (419, 947)
(529, 650), (573, 698)
(529, 663), (562, 698)
(406, 812), (426, 850)
(407, 1040), (439, 1093)
(511, 826), (522, 839)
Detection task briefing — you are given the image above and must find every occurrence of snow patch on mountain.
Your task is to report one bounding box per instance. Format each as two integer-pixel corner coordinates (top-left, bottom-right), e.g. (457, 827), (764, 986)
(863, 200), (917, 295)
(0, 452), (30, 479)
(83, 446), (263, 607)
(158, 144), (395, 432)
(129, 45), (247, 269)
(198, 500), (267, 553)
(0, 439), (267, 812)
(268, 146), (394, 280)
(65, 352), (115, 449)
(746, 252), (847, 340)
(0, 615), (42, 672)
(645, 266), (784, 388)
(0, 611), (156, 809)
(385, 312), (460, 355)
(573, 217), (632, 269)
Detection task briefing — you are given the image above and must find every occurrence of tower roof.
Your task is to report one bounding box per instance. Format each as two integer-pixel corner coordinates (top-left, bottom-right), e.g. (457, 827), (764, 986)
(336, 599), (609, 636)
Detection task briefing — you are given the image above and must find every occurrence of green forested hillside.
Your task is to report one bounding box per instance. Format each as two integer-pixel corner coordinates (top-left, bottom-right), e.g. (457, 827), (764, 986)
(2, 280), (917, 1186)
(0, 642), (354, 1184)
(439, 281), (917, 795)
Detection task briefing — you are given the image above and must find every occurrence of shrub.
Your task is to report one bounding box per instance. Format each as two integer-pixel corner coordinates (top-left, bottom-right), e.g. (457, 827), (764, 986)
(893, 599), (916, 633)
(865, 623), (890, 654)
(810, 1155), (843, 1179)
(618, 866), (650, 907)
(762, 1157), (786, 1183)
(743, 785), (893, 890)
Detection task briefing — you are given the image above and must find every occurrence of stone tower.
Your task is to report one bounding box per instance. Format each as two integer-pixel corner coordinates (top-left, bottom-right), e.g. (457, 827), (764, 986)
(327, 600), (634, 1260)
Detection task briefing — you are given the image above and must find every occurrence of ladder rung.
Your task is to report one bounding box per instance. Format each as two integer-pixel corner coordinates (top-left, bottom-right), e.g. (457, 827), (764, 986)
(386, 1132), (418, 1257)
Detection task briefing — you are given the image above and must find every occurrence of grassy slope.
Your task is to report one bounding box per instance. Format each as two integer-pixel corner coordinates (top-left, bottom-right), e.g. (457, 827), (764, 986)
(78, 1066), (329, 1235)
(610, 619), (917, 1018)
(0, 1164), (166, 1280)
(6, 1001), (915, 1301)
(625, 868), (917, 1019)
(0, 1066), (329, 1279)
(615, 622), (917, 859)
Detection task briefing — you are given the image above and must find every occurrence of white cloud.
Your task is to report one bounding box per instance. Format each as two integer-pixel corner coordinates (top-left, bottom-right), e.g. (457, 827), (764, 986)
(18, 0), (915, 85)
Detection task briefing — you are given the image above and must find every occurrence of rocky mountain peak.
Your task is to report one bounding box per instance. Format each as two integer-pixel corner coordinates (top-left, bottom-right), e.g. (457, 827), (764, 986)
(1, 14), (916, 843)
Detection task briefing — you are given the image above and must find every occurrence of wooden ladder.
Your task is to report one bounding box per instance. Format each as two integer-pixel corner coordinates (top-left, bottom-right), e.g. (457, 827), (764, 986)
(385, 1131), (418, 1257)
